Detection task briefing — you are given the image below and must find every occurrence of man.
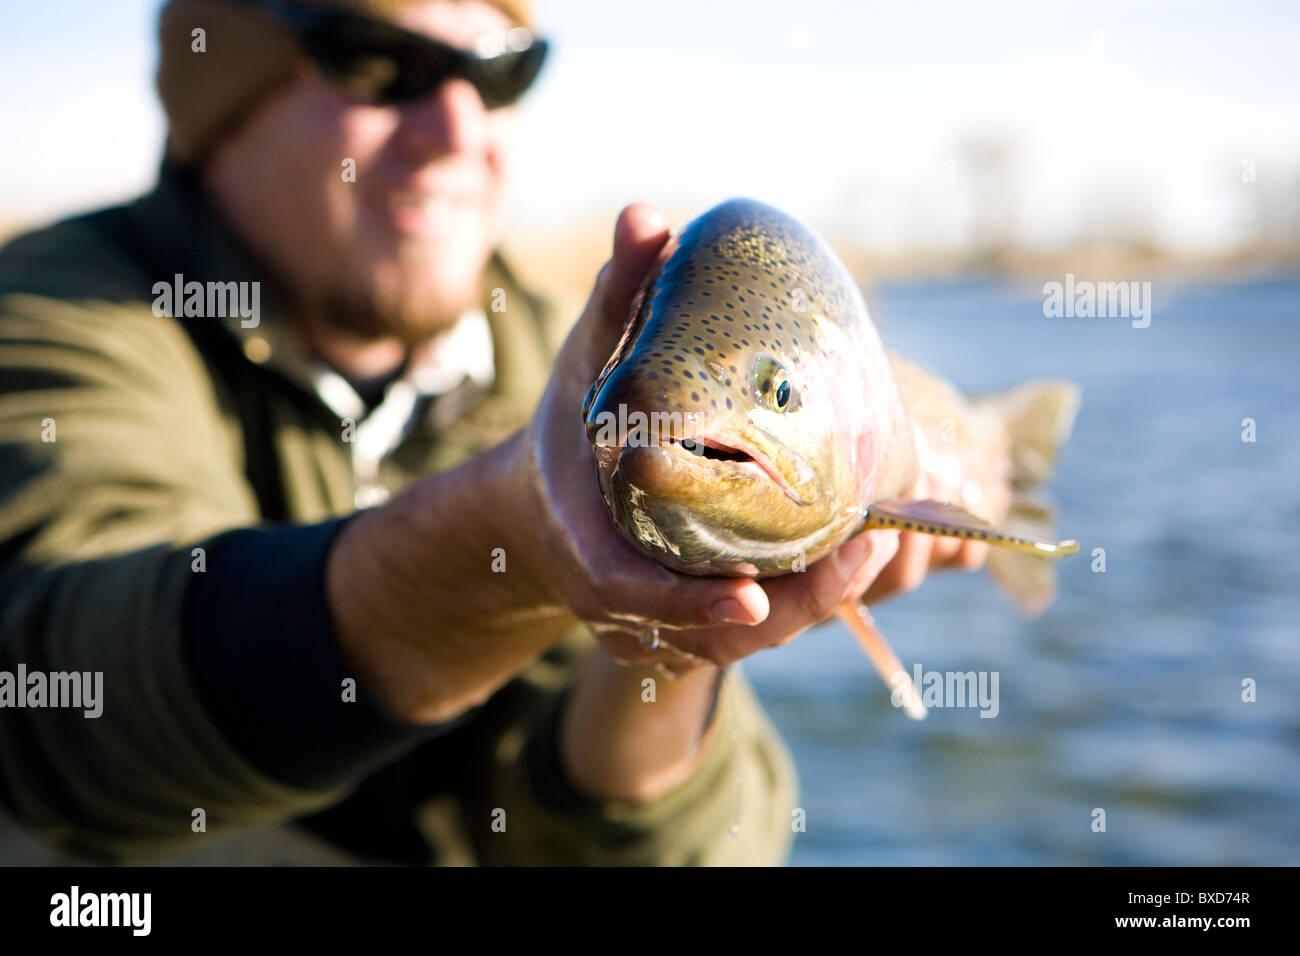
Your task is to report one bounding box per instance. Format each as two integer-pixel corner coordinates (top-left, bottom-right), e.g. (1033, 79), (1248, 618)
(0, 0), (983, 865)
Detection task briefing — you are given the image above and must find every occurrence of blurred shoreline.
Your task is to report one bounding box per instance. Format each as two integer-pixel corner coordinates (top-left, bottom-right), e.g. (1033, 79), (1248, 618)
(4, 212), (1296, 310)
(502, 224), (1300, 307)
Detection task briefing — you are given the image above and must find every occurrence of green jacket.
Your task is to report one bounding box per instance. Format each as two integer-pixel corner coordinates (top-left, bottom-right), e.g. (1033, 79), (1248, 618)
(0, 165), (797, 865)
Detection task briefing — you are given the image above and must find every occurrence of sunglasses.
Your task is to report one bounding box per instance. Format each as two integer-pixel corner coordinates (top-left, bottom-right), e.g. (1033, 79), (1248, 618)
(243, 0), (549, 108)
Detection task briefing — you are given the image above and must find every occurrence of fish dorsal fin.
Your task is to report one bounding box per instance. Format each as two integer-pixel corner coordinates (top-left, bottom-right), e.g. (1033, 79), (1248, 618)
(863, 498), (1079, 558)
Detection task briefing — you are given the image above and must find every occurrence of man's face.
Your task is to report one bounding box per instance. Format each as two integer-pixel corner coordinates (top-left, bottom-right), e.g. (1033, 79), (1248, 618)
(205, 0), (518, 343)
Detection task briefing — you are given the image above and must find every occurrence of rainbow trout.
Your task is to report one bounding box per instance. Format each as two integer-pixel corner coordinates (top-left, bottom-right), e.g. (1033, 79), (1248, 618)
(583, 199), (1079, 715)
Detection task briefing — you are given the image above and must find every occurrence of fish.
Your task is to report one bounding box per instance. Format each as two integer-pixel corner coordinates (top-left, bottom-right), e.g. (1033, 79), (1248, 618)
(583, 199), (1080, 716)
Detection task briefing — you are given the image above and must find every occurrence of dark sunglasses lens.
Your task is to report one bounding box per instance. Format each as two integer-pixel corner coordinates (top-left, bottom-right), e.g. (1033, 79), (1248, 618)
(305, 22), (454, 103)
(385, 37), (457, 102)
(472, 41), (548, 108)
(305, 21), (546, 108)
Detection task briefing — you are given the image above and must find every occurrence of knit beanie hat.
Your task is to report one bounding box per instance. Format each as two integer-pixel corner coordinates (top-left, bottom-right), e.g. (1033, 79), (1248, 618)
(156, 0), (534, 166)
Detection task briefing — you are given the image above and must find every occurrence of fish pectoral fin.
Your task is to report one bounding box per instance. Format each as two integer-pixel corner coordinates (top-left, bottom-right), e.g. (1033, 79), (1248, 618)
(834, 601), (926, 721)
(863, 498), (1080, 558)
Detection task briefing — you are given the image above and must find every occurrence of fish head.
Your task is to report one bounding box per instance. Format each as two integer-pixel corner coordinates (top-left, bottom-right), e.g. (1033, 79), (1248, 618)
(583, 199), (882, 577)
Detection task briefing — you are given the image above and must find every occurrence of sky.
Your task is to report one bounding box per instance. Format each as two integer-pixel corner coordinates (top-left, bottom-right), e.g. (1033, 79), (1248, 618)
(1, 0), (1297, 253)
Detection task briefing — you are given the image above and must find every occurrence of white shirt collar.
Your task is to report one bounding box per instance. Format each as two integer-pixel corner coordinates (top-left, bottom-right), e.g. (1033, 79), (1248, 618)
(307, 308), (496, 470)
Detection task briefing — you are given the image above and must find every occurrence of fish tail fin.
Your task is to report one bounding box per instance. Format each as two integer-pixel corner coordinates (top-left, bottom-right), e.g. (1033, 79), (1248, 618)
(980, 380), (1081, 617)
(981, 380), (1081, 488)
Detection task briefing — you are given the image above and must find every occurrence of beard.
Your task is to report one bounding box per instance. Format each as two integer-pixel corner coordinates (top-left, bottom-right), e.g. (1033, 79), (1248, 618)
(312, 238), (490, 346)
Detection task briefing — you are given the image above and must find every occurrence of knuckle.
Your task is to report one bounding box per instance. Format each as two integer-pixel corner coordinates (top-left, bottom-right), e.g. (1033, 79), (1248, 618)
(932, 541), (960, 566)
(768, 625), (807, 649)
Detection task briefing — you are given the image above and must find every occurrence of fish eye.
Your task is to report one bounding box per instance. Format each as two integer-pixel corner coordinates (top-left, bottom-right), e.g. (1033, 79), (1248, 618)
(775, 378), (791, 408)
(752, 356), (799, 413)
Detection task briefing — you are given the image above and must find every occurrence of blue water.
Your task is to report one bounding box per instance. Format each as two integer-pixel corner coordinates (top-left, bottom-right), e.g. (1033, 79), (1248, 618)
(743, 273), (1300, 866)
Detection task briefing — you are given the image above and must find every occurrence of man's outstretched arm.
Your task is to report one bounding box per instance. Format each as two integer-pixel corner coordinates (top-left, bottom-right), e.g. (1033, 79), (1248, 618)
(0, 208), (954, 861)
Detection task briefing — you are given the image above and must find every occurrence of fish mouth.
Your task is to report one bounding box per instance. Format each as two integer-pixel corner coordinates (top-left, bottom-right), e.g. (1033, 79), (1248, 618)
(662, 433), (807, 504)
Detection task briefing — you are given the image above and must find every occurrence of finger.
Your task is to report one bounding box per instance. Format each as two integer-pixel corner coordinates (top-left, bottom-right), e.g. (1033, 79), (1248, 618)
(574, 204), (670, 370)
(840, 529), (901, 599)
(607, 202), (670, 312)
(923, 533), (988, 571)
(592, 204), (669, 345)
(949, 540), (989, 571)
(597, 566), (771, 631)
(928, 534), (963, 568)
(559, 503), (775, 630)
(860, 530), (931, 604)
(662, 532), (898, 666)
